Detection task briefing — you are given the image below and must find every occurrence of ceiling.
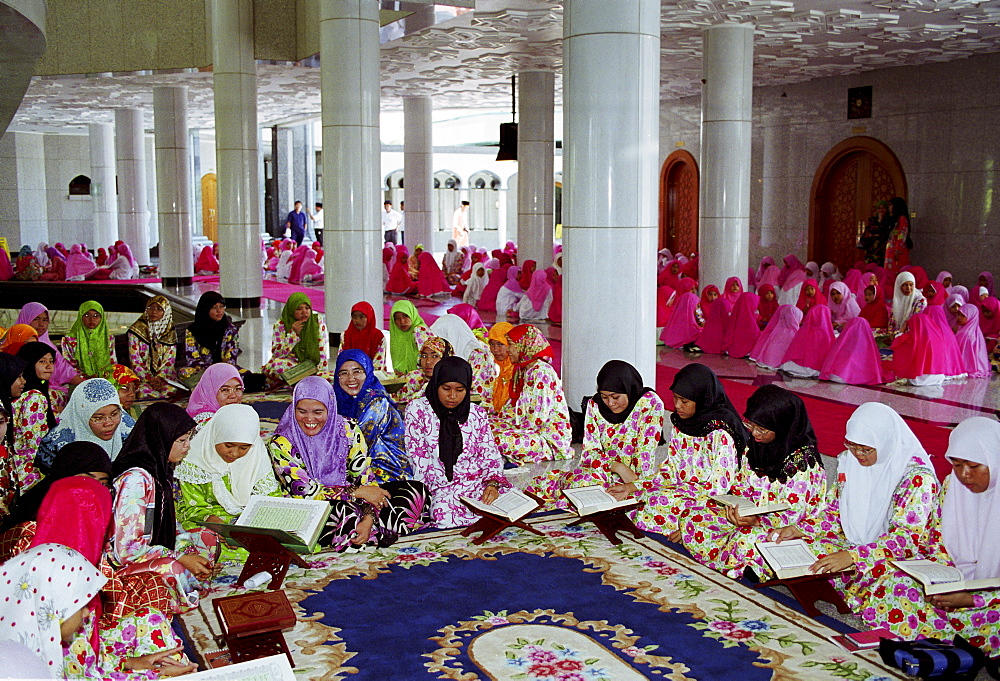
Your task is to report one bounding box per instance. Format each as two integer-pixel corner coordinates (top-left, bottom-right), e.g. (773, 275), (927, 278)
(9, 0), (1000, 134)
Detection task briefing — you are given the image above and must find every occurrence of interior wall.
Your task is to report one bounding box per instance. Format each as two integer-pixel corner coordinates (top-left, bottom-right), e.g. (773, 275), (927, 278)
(43, 133), (92, 247)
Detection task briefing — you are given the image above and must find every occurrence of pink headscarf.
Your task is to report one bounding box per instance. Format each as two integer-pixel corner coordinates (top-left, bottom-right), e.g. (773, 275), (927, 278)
(755, 256), (776, 285)
(656, 283), (676, 327)
(477, 266), (509, 313)
(819, 317), (887, 385)
(781, 304), (834, 372)
(65, 244), (97, 279)
(749, 305), (802, 369)
(978, 271), (994, 297)
(827, 281), (861, 325)
(795, 278), (827, 312)
(659, 292), (701, 348)
(186, 363), (243, 417)
(722, 292), (761, 358)
(756, 284), (779, 326)
(979, 296), (1000, 338)
(450, 303), (486, 330)
(842, 268), (862, 295)
(780, 269), (808, 299)
(756, 265), (781, 290)
(891, 312), (966, 380)
(15, 302), (77, 390)
(546, 267), (562, 324)
(288, 245), (310, 283)
(950, 285), (970, 304)
(502, 266), (523, 293)
(695, 298), (730, 354)
(195, 245), (220, 273)
(955, 304), (991, 378)
(416, 251), (452, 296)
(722, 276), (743, 309)
(117, 243), (137, 267)
(524, 269), (552, 311)
(777, 254), (804, 288)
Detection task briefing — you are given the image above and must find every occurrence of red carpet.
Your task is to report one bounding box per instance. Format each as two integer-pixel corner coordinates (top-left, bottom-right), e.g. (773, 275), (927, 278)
(655, 363), (953, 481)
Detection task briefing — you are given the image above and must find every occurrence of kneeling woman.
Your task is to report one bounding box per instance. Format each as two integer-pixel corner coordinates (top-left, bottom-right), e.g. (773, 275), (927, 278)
(175, 404), (281, 562)
(405, 357), (509, 528)
(263, 293), (331, 385)
(269, 376), (428, 549)
(526, 360), (664, 507)
(681, 385), (826, 578)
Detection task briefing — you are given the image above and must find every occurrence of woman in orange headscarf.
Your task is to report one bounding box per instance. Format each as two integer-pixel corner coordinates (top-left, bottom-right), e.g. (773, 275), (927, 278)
(487, 322), (514, 413)
(1, 324), (38, 354)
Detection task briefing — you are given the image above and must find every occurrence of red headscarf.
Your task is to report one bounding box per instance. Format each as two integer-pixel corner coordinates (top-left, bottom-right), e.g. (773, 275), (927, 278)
(342, 301), (383, 359)
(858, 284), (890, 330)
(699, 285), (720, 309)
(756, 284), (779, 326)
(924, 281), (947, 306)
(519, 260), (537, 290)
(795, 278), (827, 312)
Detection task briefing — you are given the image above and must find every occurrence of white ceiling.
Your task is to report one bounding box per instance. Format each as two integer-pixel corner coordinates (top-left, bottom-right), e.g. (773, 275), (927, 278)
(10, 0), (1000, 134)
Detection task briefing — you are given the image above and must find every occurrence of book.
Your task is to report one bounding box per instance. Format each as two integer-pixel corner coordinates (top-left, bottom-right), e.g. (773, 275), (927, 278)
(204, 496), (331, 554)
(709, 494), (790, 517)
(756, 539), (826, 579)
(186, 653), (294, 680)
(280, 360), (317, 386)
(460, 488), (540, 522)
(214, 591), (297, 637)
(561, 485), (638, 517)
(890, 559), (1000, 595)
(828, 628), (899, 653)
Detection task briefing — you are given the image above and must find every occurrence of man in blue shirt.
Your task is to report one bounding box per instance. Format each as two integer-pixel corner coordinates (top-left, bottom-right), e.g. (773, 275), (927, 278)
(284, 200), (308, 245)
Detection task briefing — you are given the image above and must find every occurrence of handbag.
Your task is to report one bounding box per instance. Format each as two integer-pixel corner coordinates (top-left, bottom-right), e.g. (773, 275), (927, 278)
(878, 635), (986, 680)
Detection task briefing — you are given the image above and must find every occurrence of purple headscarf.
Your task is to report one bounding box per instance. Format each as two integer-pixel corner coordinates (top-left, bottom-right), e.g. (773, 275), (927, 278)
(16, 302), (75, 389)
(273, 376), (351, 486)
(186, 363), (243, 417)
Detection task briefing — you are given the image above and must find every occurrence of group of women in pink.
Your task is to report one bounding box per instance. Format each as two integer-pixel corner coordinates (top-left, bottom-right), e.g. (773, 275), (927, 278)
(0, 241), (140, 283)
(263, 239), (325, 284)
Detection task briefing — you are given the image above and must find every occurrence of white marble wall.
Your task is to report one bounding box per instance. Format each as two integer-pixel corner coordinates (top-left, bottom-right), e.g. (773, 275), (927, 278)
(42, 134), (92, 246)
(0, 131), (48, 250)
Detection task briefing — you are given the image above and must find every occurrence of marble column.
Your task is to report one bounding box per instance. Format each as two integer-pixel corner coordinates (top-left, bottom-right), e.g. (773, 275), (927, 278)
(153, 85), (194, 286)
(698, 23), (753, 291)
(213, 0), (263, 306)
(562, 0), (660, 405)
(144, 135), (159, 250)
(517, 70), (555, 268)
(0, 131), (47, 248)
(115, 108), (151, 265)
(89, 122), (118, 247)
(403, 96), (433, 253)
(320, 0), (382, 337)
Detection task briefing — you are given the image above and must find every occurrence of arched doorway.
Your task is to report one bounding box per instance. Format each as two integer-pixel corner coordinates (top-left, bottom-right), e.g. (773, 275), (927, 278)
(201, 173), (217, 242)
(658, 150), (698, 256)
(809, 137), (906, 271)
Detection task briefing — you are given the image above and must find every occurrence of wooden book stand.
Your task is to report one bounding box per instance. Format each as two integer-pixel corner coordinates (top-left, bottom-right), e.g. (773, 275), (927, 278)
(459, 491), (546, 545)
(231, 531), (310, 591)
(752, 572), (852, 617)
(565, 501), (644, 546)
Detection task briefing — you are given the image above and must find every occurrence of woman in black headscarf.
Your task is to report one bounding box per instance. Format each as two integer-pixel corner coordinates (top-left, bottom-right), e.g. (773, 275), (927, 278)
(110, 402), (219, 614)
(10, 342), (59, 490)
(526, 360), (665, 507)
(632, 362), (747, 541)
(179, 291), (242, 380)
(680, 384), (827, 578)
(404, 356), (505, 528)
(0, 354), (26, 452)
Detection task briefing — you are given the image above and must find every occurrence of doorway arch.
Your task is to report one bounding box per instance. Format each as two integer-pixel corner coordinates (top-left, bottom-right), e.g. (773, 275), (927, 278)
(809, 136), (906, 271)
(201, 173), (218, 242)
(658, 150), (699, 256)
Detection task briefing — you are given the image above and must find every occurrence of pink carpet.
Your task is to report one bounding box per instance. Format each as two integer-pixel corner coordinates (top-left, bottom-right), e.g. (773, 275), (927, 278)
(261, 280), (324, 311)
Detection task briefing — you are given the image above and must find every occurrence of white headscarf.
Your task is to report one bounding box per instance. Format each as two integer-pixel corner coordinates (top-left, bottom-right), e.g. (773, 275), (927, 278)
(276, 250), (295, 281)
(175, 403), (276, 515)
(839, 402), (932, 545)
(891, 271), (925, 331)
(40, 378), (133, 461)
(978, 286), (989, 300)
(442, 239), (462, 272)
(0, 544), (106, 674)
(941, 417), (1000, 580)
(34, 242), (50, 269)
(463, 263), (488, 306)
(430, 313), (482, 360)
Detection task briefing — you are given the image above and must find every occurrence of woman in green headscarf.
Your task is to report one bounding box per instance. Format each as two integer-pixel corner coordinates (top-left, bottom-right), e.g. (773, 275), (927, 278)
(388, 299), (432, 374)
(60, 301), (116, 379)
(262, 292), (331, 385)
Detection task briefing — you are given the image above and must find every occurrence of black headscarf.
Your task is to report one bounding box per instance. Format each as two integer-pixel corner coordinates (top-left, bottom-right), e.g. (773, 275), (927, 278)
(0, 441), (112, 532)
(668, 363), (747, 455)
(424, 356), (473, 481)
(0, 354), (27, 449)
(742, 385), (821, 483)
(591, 360), (654, 424)
(16, 341), (57, 430)
(112, 402), (196, 550)
(188, 291), (231, 363)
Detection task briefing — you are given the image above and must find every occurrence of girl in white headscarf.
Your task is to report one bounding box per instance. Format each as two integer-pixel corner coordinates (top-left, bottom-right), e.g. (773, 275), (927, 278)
(769, 402), (940, 611)
(890, 271), (927, 335)
(462, 262), (489, 307)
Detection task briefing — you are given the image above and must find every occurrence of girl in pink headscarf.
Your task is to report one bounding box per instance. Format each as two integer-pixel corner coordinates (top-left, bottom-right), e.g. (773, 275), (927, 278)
(827, 281), (860, 330)
(891, 312), (966, 385)
(194, 246), (219, 274)
(721, 277), (743, 311)
(517, 270), (553, 321)
(696, 285), (719, 326)
(954, 304), (991, 378)
(416, 250), (452, 297)
(15, 302), (81, 401)
(756, 284), (779, 328)
(980, 296), (1000, 340)
(755, 256), (776, 287)
(695, 298), (730, 354)
(780, 305), (835, 378)
(977, 271), (994, 297)
(722, 292), (760, 358)
(659, 288), (701, 349)
(749, 305), (802, 370)
(185, 362), (245, 429)
(777, 254), (805, 288)
(819, 317), (887, 385)
(795, 278), (826, 314)
(477, 264), (509, 313)
(386, 245), (417, 295)
(658, 260), (684, 290)
(65, 244), (97, 281)
(546, 266), (562, 324)
(777, 269), (807, 306)
(656, 283), (676, 327)
(495, 266), (525, 319)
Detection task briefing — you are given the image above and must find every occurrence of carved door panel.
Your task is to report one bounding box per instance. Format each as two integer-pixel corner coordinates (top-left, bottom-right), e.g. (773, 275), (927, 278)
(659, 151), (699, 256)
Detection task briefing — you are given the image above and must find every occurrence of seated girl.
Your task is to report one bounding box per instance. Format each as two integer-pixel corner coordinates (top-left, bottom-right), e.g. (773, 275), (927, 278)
(262, 292), (331, 385)
(393, 336), (454, 408)
(954, 304), (992, 378)
(695, 285), (720, 326)
(104, 364), (141, 420)
(180, 292), (242, 381)
(334, 350), (413, 482)
(890, 312), (966, 386)
(430, 313), (498, 401)
(127, 296), (181, 399)
(12, 342), (58, 489)
(415, 250), (452, 296)
(494, 266), (525, 321)
(632, 363), (747, 541)
(406, 357), (509, 528)
(795, 278), (826, 313)
(517, 269), (553, 321)
(387, 300), (433, 374)
(342, 301), (385, 369)
(721, 292), (761, 358)
(890, 271), (927, 336)
(818, 317), (887, 385)
(176, 403), (280, 562)
(694, 298), (730, 354)
(749, 305), (802, 370)
(185, 363), (244, 430)
(526, 360), (663, 508)
(859, 284), (890, 335)
(15, 302), (81, 402)
(827, 281), (861, 331)
(111, 402), (218, 614)
(486, 322), (514, 413)
(490, 325), (572, 465)
(768, 403), (939, 615)
(269, 377), (428, 550)
(779, 304), (834, 378)
(680, 385), (825, 578)
(61, 301), (117, 380)
(36, 378), (135, 474)
(659, 286), (701, 349)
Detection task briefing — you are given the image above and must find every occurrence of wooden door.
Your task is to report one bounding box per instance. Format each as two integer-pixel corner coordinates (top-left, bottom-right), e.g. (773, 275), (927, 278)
(659, 150), (698, 256)
(201, 173), (218, 242)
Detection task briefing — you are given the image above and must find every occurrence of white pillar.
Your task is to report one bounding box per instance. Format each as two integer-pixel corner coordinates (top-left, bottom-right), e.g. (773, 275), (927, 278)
(517, 70), (555, 268)
(320, 0), (382, 337)
(0, 132), (47, 249)
(115, 108), (151, 266)
(403, 96), (433, 253)
(698, 24), (753, 291)
(144, 135), (159, 250)
(562, 0), (660, 405)
(213, 0), (263, 305)
(153, 85), (195, 285)
(89, 122), (118, 247)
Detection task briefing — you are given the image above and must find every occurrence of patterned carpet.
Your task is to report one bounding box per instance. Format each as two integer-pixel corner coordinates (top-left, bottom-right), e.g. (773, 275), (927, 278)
(179, 514), (905, 681)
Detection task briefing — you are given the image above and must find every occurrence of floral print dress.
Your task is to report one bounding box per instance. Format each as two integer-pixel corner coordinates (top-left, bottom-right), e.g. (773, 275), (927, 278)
(61, 333), (117, 377)
(490, 361), (572, 465)
(262, 315), (332, 383)
(526, 393), (664, 509)
(126, 334), (180, 399)
(392, 369), (428, 408)
(405, 396), (510, 528)
(468, 344), (498, 404)
(375, 326), (433, 376)
(179, 324), (242, 380)
(64, 607), (189, 680)
(12, 389), (49, 490)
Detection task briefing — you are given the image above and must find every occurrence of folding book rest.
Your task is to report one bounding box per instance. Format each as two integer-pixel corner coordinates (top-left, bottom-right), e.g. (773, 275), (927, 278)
(565, 502), (644, 546)
(459, 491), (546, 545)
(752, 572), (852, 617)
(230, 531), (310, 591)
(213, 590), (296, 667)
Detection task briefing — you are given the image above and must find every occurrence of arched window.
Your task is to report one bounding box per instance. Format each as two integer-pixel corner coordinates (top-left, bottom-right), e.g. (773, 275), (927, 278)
(68, 175), (91, 196)
(433, 170), (462, 231)
(384, 169), (404, 209)
(468, 170), (501, 231)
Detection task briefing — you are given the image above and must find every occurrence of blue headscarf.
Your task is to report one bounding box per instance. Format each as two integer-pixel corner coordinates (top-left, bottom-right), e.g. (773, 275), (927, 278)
(333, 349), (389, 420)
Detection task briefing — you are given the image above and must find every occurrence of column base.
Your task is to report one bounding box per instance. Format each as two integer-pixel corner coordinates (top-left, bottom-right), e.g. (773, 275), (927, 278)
(225, 296), (261, 309)
(161, 276), (193, 287)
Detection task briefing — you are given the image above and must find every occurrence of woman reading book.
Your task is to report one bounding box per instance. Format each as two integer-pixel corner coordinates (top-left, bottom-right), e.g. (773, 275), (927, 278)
(768, 403), (940, 618)
(680, 385), (826, 579)
(853, 417), (1000, 654)
(405, 357), (509, 528)
(525, 360), (663, 508)
(269, 376), (428, 550)
(262, 293), (331, 386)
(175, 404), (280, 562)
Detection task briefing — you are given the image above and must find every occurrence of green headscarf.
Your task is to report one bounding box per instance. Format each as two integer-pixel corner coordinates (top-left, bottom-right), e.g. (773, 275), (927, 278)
(68, 301), (113, 377)
(281, 292), (321, 365)
(389, 299), (427, 374)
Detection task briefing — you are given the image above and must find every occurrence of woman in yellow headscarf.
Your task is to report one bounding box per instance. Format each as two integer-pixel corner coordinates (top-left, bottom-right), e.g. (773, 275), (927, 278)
(487, 322), (514, 412)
